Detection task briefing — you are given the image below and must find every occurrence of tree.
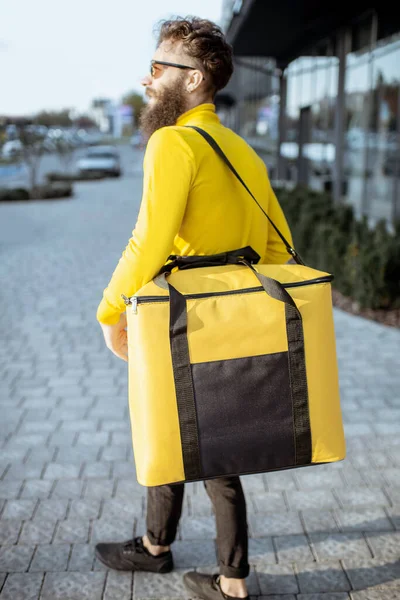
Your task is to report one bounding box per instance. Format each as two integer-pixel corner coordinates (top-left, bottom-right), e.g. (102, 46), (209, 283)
(17, 125), (46, 193)
(35, 109), (96, 130)
(35, 110), (72, 128)
(53, 135), (76, 173)
(74, 115), (96, 129)
(121, 91), (146, 127)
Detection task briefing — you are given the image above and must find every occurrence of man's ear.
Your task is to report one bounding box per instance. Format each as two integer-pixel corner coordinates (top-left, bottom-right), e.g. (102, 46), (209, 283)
(188, 70), (204, 92)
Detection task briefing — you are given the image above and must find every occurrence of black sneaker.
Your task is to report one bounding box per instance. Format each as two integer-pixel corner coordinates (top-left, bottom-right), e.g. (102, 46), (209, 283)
(183, 572), (249, 600)
(95, 536), (173, 572)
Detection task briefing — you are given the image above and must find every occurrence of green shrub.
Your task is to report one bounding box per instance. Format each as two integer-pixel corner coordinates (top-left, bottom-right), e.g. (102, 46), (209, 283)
(384, 221), (400, 308)
(0, 188), (30, 201)
(275, 185), (399, 310)
(33, 183), (73, 199)
(46, 171), (105, 182)
(0, 183), (73, 201)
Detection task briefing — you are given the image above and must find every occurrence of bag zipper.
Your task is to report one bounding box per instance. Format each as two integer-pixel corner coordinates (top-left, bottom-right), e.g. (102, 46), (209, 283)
(122, 275), (333, 314)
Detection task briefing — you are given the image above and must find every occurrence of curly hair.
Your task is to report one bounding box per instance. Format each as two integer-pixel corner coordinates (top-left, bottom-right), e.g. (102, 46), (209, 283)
(156, 17), (234, 94)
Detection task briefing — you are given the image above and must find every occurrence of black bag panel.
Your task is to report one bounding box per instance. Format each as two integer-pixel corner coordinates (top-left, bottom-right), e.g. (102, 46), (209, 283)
(191, 352), (295, 478)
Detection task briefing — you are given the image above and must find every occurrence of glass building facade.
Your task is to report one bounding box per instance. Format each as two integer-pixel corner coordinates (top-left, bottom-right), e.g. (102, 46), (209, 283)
(217, 57), (279, 167)
(344, 29), (400, 222)
(223, 5), (400, 225)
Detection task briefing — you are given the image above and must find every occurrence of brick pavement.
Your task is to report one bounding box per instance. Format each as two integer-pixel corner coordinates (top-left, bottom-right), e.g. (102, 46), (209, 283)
(0, 153), (399, 598)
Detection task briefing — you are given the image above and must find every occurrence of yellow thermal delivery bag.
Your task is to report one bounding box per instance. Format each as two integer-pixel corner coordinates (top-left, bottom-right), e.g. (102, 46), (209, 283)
(124, 128), (346, 487)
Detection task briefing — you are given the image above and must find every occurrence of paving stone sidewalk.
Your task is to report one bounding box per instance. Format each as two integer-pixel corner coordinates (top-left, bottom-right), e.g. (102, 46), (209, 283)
(0, 165), (399, 599)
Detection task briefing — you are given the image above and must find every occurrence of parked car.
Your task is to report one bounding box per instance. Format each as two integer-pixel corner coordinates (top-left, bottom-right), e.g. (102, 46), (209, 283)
(76, 146), (122, 177)
(0, 162), (30, 199)
(1, 139), (23, 159)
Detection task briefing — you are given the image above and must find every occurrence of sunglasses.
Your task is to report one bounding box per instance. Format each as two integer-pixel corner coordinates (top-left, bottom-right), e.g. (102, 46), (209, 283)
(150, 60), (205, 80)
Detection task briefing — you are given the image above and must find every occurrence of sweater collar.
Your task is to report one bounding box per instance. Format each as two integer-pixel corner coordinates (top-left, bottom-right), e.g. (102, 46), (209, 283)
(176, 103), (220, 126)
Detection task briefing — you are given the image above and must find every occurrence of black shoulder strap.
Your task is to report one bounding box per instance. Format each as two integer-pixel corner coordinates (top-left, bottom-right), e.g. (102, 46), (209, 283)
(185, 125), (304, 266)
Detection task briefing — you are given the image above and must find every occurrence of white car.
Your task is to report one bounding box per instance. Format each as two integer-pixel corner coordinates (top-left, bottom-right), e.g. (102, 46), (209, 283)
(1, 139), (23, 159)
(0, 162), (30, 198)
(77, 146), (122, 177)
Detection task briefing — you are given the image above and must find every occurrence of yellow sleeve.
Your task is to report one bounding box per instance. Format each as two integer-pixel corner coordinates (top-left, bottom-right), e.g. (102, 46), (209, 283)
(263, 177), (294, 264)
(96, 127), (194, 325)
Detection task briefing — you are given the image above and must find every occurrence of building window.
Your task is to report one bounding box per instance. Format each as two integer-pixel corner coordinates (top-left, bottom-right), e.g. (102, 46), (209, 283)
(282, 60), (302, 180)
(283, 49), (338, 190)
(235, 58), (279, 174)
(344, 42), (372, 218)
(309, 52), (339, 191)
(344, 21), (400, 224)
(367, 33), (400, 222)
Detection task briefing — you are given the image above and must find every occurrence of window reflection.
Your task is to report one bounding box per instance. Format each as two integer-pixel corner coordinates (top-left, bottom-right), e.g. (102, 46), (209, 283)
(235, 58), (280, 174)
(343, 32), (400, 222)
(344, 49), (371, 218)
(367, 35), (400, 222)
(283, 52), (339, 190)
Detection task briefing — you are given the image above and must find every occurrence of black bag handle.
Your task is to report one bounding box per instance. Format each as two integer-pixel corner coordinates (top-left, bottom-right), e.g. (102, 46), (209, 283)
(186, 125), (304, 266)
(159, 246), (260, 275)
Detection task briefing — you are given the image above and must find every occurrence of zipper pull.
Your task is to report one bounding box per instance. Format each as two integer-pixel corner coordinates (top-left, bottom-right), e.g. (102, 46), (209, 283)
(121, 294), (138, 314)
(121, 294), (131, 306)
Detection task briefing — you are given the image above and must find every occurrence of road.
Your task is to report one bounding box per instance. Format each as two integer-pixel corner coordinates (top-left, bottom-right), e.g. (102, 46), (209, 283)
(0, 152), (399, 599)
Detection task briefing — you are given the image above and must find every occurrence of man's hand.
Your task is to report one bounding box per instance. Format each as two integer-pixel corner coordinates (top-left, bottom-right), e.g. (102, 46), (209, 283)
(99, 312), (128, 362)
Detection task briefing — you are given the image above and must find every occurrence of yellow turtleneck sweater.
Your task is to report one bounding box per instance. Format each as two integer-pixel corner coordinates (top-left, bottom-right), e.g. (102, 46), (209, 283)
(97, 103), (293, 325)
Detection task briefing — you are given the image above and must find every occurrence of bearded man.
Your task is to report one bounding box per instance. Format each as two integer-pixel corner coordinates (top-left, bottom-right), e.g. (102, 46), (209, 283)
(95, 16), (294, 600)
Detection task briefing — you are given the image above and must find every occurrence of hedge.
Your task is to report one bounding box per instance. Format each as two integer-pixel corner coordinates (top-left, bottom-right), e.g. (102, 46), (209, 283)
(46, 171), (106, 182)
(0, 188), (30, 201)
(33, 183), (73, 200)
(0, 183), (73, 202)
(275, 186), (400, 310)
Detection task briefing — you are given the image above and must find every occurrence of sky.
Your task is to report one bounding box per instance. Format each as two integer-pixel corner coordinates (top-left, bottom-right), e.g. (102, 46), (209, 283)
(0, 0), (224, 117)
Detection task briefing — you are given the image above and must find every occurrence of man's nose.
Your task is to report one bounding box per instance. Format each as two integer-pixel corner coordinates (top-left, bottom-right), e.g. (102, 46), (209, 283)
(141, 74), (152, 86)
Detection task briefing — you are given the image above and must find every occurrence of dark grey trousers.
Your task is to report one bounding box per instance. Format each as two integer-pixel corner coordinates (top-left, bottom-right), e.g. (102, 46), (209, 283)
(146, 476), (250, 579)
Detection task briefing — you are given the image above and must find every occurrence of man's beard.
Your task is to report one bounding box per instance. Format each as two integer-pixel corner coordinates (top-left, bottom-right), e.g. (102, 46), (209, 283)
(139, 75), (187, 142)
